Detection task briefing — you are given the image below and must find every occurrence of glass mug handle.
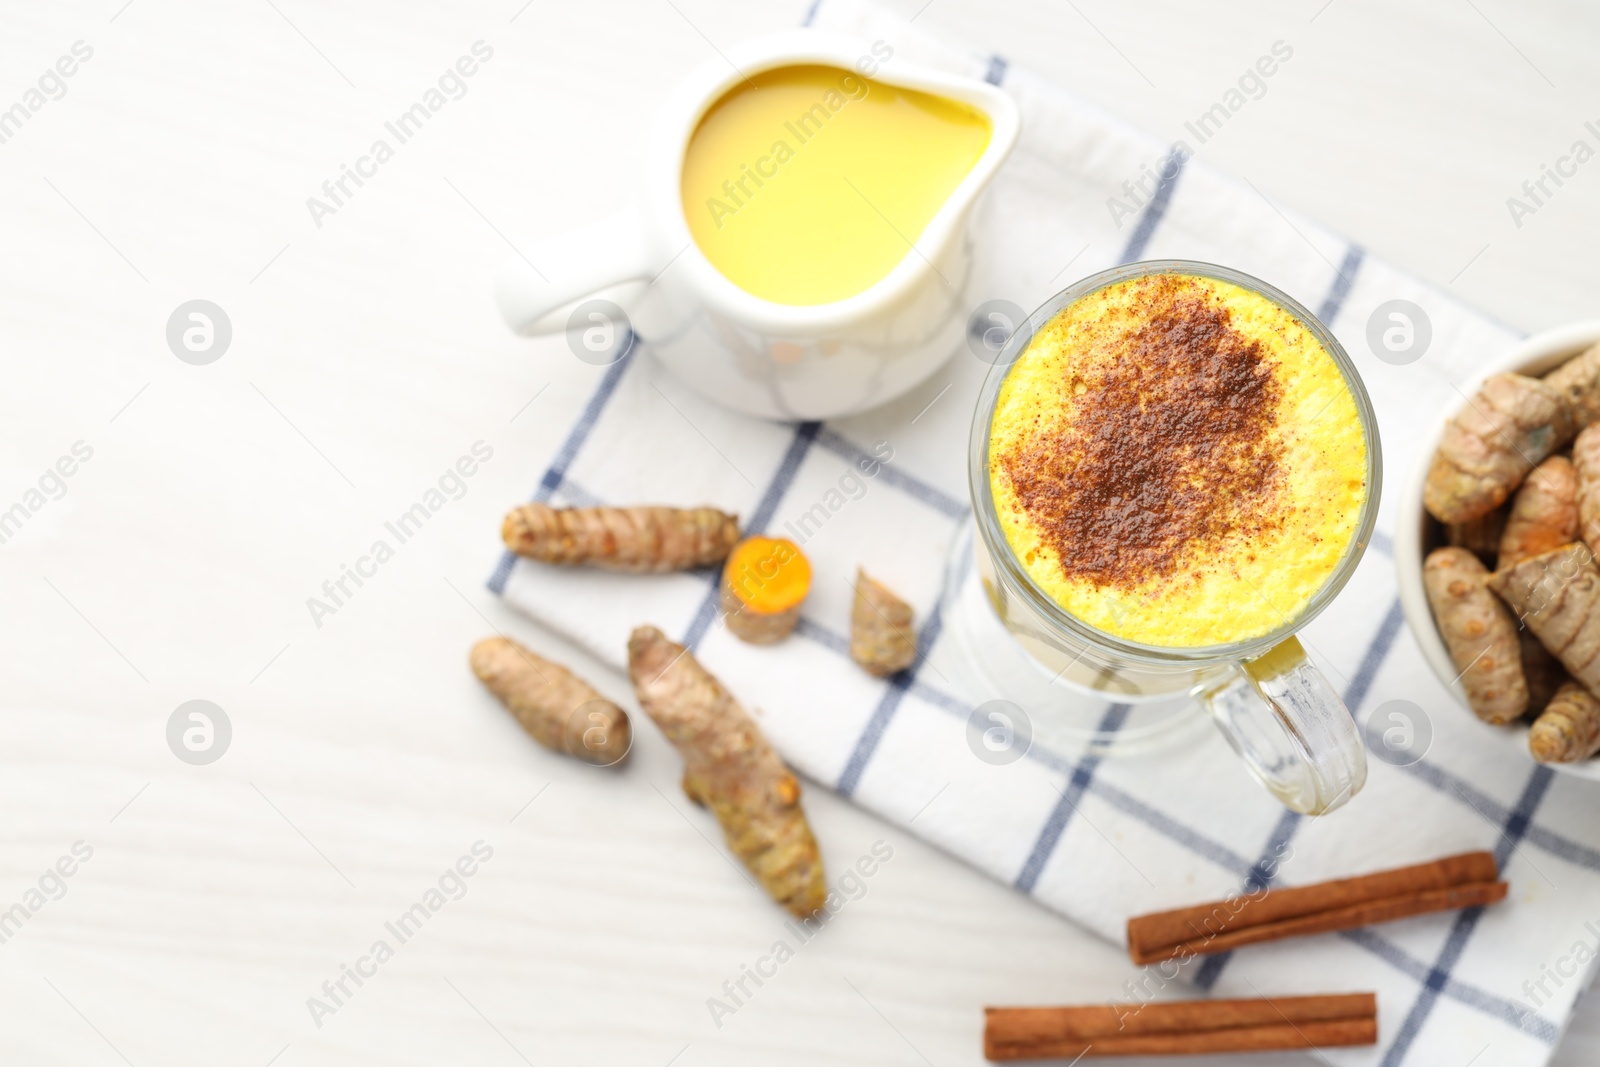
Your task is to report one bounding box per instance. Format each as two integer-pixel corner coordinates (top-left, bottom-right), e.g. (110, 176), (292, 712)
(1194, 637), (1368, 816)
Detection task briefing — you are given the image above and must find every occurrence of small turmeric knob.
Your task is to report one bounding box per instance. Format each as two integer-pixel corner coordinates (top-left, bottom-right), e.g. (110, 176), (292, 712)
(720, 536), (811, 644)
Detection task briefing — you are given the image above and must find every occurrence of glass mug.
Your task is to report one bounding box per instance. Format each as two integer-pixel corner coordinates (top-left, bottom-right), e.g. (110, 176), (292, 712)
(965, 260), (1382, 815)
(495, 29), (1020, 422)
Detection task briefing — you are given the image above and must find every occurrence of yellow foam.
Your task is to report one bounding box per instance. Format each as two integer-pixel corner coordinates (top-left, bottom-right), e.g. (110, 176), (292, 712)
(988, 274), (1368, 648)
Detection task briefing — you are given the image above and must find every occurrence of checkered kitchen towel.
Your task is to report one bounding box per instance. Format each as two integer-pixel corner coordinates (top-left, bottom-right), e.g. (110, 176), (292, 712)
(490, 2), (1600, 1062)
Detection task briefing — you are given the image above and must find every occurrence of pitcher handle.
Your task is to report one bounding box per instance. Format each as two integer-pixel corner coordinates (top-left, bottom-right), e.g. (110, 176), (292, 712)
(494, 201), (661, 336)
(1195, 636), (1367, 816)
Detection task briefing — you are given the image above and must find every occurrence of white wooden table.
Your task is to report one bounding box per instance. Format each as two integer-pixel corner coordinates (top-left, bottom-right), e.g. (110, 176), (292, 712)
(3, 1), (1597, 1063)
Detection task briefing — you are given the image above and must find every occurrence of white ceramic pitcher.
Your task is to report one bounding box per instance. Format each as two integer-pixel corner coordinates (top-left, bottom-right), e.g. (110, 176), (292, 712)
(495, 30), (1020, 421)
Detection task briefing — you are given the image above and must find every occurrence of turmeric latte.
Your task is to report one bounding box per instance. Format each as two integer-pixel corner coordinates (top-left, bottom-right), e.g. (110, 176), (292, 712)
(987, 273), (1368, 648)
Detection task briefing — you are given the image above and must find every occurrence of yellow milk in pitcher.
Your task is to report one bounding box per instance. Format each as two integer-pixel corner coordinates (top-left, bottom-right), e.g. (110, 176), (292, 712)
(681, 64), (992, 306)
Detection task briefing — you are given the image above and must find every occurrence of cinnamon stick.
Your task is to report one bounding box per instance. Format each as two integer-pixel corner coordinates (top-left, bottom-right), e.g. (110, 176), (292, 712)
(985, 994), (1377, 1060)
(1127, 851), (1506, 965)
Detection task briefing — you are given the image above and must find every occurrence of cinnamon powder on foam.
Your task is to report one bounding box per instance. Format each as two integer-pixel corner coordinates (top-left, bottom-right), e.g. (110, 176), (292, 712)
(987, 274), (1366, 648)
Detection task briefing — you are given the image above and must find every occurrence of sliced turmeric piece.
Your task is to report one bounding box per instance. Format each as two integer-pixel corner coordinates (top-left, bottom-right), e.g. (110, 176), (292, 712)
(1422, 547), (1527, 724)
(1545, 341), (1600, 432)
(1499, 454), (1578, 569)
(850, 569), (917, 676)
(1424, 373), (1573, 524)
(470, 636), (631, 766)
(1529, 681), (1600, 762)
(626, 625), (825, 917)
(719, 536), (811, 644)
(1573, 424), (1600, 554)
(1488, 543), (1600, 697)
(502, 503), (739, 572)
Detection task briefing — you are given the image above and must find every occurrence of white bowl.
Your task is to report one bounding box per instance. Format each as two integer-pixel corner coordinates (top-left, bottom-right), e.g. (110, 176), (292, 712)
(1396, 320), (1600, 779)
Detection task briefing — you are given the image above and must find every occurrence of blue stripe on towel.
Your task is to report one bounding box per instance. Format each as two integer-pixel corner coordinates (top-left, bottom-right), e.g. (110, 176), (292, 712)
(1191, 806), (1303, 990)
(487, 341), (639, 594)
(1317, 245), (1365, 324)
(1116, 145), (1187, 264)
(682, 421), (823, 652)
(794, 616), (850, 655)
(1523, 821), (1600, 873)
(1088, 777), (1256, 876)
(1342, 597), (1405, 716)
(1014, 704), (1132, 893)
(984, 55), (1008, 86)
(543, 475), (601, 508)
(835, 600), (953, 798)
(1378, 766), (1555, 1066)
(1342, 927), (1560, 1045)
(1397, 757), (1600, 872)
(812, 427), (969, 519)
(747, 421), (824, 533)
